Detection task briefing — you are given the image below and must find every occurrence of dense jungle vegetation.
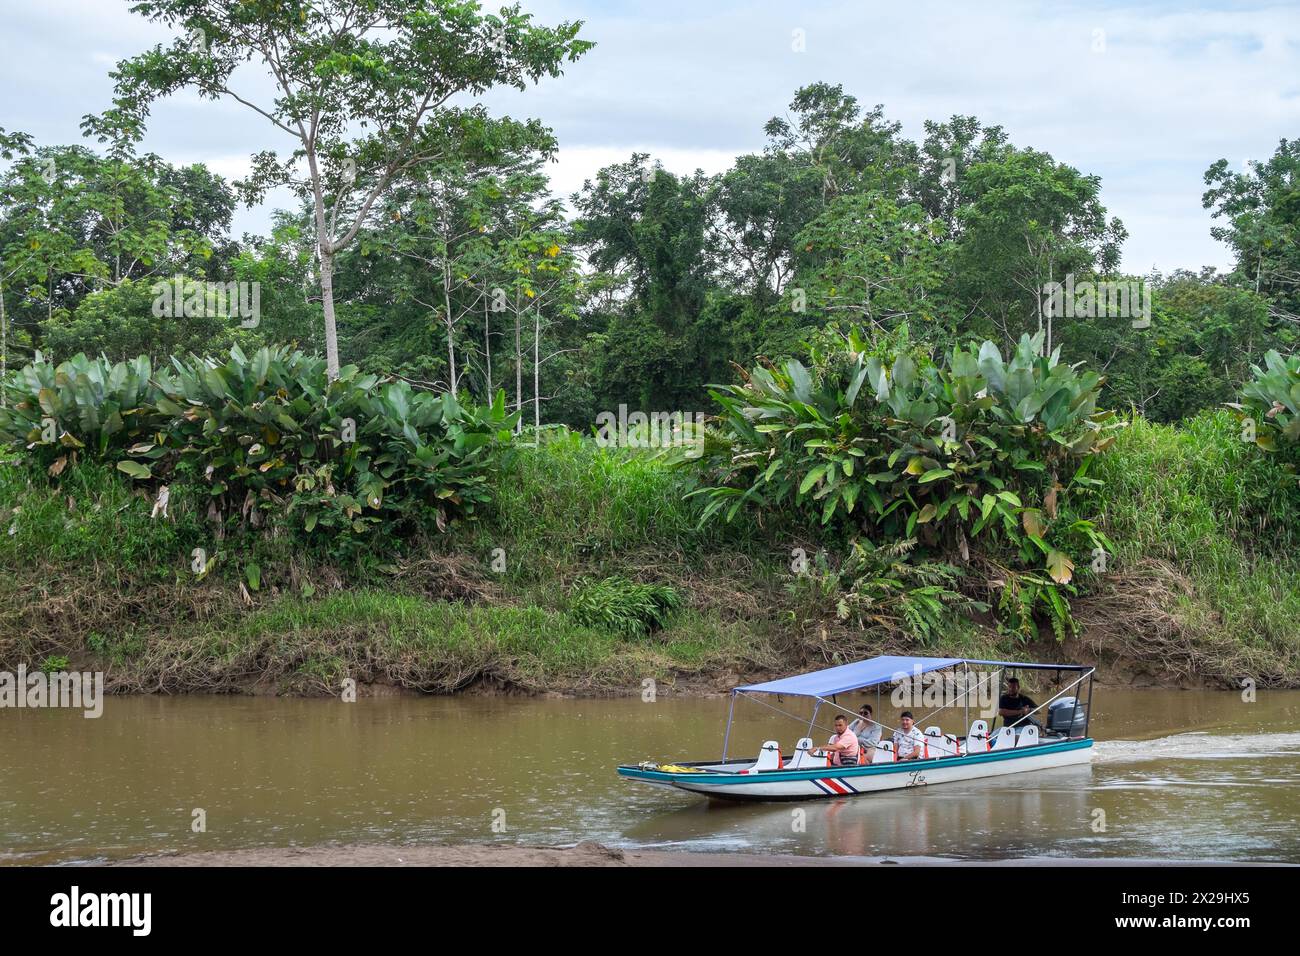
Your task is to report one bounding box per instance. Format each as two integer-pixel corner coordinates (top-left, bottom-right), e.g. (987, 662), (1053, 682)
(1, 1), (1297, 693)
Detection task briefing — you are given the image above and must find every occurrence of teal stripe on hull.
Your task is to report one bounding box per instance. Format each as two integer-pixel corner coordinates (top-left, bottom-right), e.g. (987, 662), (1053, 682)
(618, 737), (1093, 786)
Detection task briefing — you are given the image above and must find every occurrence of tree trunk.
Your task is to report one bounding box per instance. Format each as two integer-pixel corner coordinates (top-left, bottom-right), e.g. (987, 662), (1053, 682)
(307, 146), (340, 382)
(442, 259), (457, 394)
(483, 292), (492, 396)
(533, 304), (541, 432)
(320, 249), (340, 380)
(513, 293), (523, 434)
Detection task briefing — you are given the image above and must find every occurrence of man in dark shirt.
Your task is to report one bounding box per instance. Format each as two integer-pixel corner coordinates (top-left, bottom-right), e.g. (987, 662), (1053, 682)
(998, 677), (1040, 729)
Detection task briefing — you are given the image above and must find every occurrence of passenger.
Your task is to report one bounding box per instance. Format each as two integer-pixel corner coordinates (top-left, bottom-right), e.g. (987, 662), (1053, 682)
(849, 704), (882, 759)
(998, 677), (1042, 730)
(893, 711), (926, 761)
(815, 714), (861, 767)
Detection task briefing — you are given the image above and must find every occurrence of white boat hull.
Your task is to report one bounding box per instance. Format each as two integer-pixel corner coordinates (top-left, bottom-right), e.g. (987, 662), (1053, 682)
(619, 738), (1093, 801)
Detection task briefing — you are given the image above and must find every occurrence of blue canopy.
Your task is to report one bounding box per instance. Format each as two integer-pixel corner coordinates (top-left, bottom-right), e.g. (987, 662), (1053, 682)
(735, 655), (964, 698)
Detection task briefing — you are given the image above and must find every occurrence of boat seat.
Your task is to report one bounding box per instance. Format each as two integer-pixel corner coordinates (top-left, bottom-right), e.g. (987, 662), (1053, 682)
(742, 740), (782, 773)
(925, 729), (959, 758)
(872, 740), (896, 764)
(786, 737), (825, 769)
(989, 726), (1016, 750)
(965, 719), (990, 754)
(922, 727), (942, 758)
(1014, 725), (1040, 748)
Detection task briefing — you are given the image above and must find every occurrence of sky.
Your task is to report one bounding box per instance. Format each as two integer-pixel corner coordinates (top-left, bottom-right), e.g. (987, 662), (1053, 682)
(1, 0), (1298, 273)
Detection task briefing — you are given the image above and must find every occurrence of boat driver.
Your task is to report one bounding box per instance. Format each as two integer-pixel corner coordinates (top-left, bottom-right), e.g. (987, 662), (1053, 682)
(998, 677), (1042, 730)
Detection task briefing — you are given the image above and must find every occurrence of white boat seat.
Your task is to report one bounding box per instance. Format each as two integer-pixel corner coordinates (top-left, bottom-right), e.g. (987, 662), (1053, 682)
(786, 737), (825, 769)
(1014, 725), (1040, 748)
(925, 730), (959, 758)
(965, 719), (990, 754)
(872, 740), (896, 764)
(989, 726), (1016, 750)
(745, 740), (782, 773)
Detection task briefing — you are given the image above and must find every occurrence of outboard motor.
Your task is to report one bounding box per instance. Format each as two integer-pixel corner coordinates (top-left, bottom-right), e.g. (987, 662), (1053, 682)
(1046, 697), (1087, 737)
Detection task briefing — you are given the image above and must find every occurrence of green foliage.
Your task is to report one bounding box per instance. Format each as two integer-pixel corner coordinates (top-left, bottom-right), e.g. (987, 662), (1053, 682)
(569, 575), (684, 637)
(0, 345), (519, 546)
(38, 277), (241, 363)
(0, 351), (164, 468)
(0, 137), (237, 369)
(1238, 348), (1300, 452)
(0, 457), (206, 577)
(1064, 275), (1294, 423)
(38, 655), (70, 673)
(1203, 137), (1300, 318)
(790, 540), (985, 645)
(695, 328), (1119, 580)
(692, 327), (1120, 638)
(791, 193), (951, 335)
(991, 566), (1076, 642)
(1091, 411), (1300, 667)
(101, 0), (593, 377)
(478, 428), (713, 571)
(950, 148), (1127, 343)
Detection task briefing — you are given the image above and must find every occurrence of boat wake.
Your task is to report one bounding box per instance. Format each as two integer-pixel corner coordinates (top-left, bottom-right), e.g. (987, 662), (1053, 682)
(1095, 731), (1300, 763)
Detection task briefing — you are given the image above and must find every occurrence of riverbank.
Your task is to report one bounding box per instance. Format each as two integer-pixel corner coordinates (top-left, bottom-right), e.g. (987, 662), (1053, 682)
(3, 416), (1299, 696)
(107, 842), (1280, 867)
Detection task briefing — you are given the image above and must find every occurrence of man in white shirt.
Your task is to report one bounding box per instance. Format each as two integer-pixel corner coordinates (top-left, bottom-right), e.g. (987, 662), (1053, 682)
(893, 711), (926, 761)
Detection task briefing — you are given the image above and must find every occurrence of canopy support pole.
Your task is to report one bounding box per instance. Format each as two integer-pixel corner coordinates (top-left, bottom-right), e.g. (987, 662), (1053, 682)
(806, 700), (821, 740)
(1084, 673), (1095, 738)
(963, 661), (970, 734)
(721, 691), (736, 762)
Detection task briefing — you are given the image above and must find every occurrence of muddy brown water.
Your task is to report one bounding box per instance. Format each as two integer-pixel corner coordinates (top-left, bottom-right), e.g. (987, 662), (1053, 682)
(2, 689), (1298, 864)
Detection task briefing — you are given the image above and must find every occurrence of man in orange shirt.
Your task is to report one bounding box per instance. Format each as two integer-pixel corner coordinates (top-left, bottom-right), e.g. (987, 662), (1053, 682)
(815, 714), (861, 766)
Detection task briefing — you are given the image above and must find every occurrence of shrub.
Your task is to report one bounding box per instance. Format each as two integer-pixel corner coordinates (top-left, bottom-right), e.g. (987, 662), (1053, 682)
(694, 328), (1119, 581)
(0, 345), (518, 544)
(0, 352), (166, 472)
(788, 540), (987, 644)
(569, 575), (683, 637)
(692, 327), (1122, 638)
(1236, 348), (1300, 455)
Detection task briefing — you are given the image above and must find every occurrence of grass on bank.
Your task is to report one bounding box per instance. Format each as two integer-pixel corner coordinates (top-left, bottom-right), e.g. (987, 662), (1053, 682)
(2, 413), (1298, 693)
(0, 438), (794, 694)
(1085, 411), (1300, 683)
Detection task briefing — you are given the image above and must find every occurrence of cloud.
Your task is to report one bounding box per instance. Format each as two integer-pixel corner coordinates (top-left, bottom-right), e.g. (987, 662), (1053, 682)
(2, 0), (1297, 273)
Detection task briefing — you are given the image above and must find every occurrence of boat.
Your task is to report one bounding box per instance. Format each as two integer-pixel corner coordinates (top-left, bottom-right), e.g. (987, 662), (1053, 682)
(617, 655), (1095, 801)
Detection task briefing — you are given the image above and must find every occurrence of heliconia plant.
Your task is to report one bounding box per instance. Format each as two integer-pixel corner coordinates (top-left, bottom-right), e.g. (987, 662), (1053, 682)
(0, 345), (518, 542)
(0, 352), (167, 476)
(1234, 349), (1300, 451)
(690, 327), (1123, 639)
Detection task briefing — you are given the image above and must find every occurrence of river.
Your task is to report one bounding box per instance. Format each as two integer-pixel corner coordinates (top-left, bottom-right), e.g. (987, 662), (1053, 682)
(2, 688), (1298, 864)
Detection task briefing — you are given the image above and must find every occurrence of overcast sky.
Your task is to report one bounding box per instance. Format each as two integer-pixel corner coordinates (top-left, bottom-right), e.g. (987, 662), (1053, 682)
(2, 0), (1297, 273)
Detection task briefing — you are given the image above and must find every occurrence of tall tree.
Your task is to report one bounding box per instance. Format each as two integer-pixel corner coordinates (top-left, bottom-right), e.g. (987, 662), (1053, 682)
(950, 149), (1126, 350)
(1203, 138), (1300, 323)
(98, 0), (591, 379)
